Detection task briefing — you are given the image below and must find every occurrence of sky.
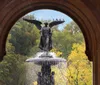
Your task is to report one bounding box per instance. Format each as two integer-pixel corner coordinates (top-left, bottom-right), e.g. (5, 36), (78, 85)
(27, 9), (73, 30)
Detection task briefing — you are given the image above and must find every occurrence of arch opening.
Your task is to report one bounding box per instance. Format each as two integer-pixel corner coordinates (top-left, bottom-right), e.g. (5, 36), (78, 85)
(2, 9), (92, 85)
(0, 2), (96, 61)
(0, 1), (98, 85)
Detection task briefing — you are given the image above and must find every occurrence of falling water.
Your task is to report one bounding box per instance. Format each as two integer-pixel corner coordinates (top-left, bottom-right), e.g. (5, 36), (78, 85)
(25, 63), (41, 85)
(52, 62), (67, 85)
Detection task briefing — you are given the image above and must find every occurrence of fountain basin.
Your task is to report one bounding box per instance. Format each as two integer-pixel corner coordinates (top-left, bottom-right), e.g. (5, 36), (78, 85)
(26, 52), (66, 65)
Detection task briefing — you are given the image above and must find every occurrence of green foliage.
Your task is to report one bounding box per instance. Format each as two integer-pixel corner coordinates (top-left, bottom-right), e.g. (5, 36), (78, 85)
(9, 17), (40, 55)
(0, 53), (27, 85)
(6, 34), (15, 53)
(0, 35), (27, 85)
(52, 21), (84, 58)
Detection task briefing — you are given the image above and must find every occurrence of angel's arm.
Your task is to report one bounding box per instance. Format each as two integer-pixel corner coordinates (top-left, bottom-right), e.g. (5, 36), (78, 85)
(49, 20), (65, 28)
(23, 18), (42, 30)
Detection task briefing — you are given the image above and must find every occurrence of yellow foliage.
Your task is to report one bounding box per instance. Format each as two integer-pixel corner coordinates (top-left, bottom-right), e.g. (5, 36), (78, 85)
(68, 43), (88, 61)
(52, 64), (67, 85)
(51, 48), (62, 57)
(67, 43), (93, 85)
(33, 81), (37, 85)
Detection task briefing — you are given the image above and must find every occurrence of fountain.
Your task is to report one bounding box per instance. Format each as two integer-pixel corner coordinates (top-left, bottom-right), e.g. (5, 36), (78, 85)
(24, 18), (66, 85)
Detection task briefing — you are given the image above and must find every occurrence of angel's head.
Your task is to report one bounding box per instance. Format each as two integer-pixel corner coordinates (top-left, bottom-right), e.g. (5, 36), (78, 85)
(44, 22), (48, 27)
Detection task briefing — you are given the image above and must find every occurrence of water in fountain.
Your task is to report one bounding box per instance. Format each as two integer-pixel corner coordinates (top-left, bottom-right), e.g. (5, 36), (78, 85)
(26, 52), (66, 65)
(25, 52), (67, 85)
(25, 63), (41, 85)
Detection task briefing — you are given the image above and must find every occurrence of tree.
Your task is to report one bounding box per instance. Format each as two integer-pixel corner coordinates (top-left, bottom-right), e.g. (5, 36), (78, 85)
(51, 48), (62, 57)
(9, 16), (40, 56)
(0, 53), (27, 85)
(67, 43), (92, 85)
(6, 34), (15, 53)
(52, 21), (84, 58)
(0, 34), (27, 85)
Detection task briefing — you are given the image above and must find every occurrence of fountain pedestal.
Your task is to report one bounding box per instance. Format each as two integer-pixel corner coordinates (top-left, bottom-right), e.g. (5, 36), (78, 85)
(37, 65), (55, 85)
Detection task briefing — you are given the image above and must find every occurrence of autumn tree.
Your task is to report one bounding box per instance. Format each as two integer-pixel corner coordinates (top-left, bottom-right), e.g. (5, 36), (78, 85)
(67, 43), (92, 85)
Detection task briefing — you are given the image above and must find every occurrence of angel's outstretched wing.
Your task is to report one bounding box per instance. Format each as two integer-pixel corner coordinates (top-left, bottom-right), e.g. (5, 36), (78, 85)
(49, 20), (65, 28)
(23, 18), (42, 30)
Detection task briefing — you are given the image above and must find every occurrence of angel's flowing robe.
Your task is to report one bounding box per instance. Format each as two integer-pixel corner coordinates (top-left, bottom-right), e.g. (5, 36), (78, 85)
(39, 27), (52, 51)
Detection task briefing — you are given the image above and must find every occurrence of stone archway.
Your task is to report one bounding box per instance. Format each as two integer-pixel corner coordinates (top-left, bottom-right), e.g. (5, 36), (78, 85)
(0, 0), (100, 85)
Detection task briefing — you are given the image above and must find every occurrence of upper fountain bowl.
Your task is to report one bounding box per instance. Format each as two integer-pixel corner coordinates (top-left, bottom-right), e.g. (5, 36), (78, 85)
(26, 52), (66, 65)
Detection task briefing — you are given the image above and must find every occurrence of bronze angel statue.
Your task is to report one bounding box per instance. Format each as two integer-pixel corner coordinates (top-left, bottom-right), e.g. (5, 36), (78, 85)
(23, 18), (65, 51)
